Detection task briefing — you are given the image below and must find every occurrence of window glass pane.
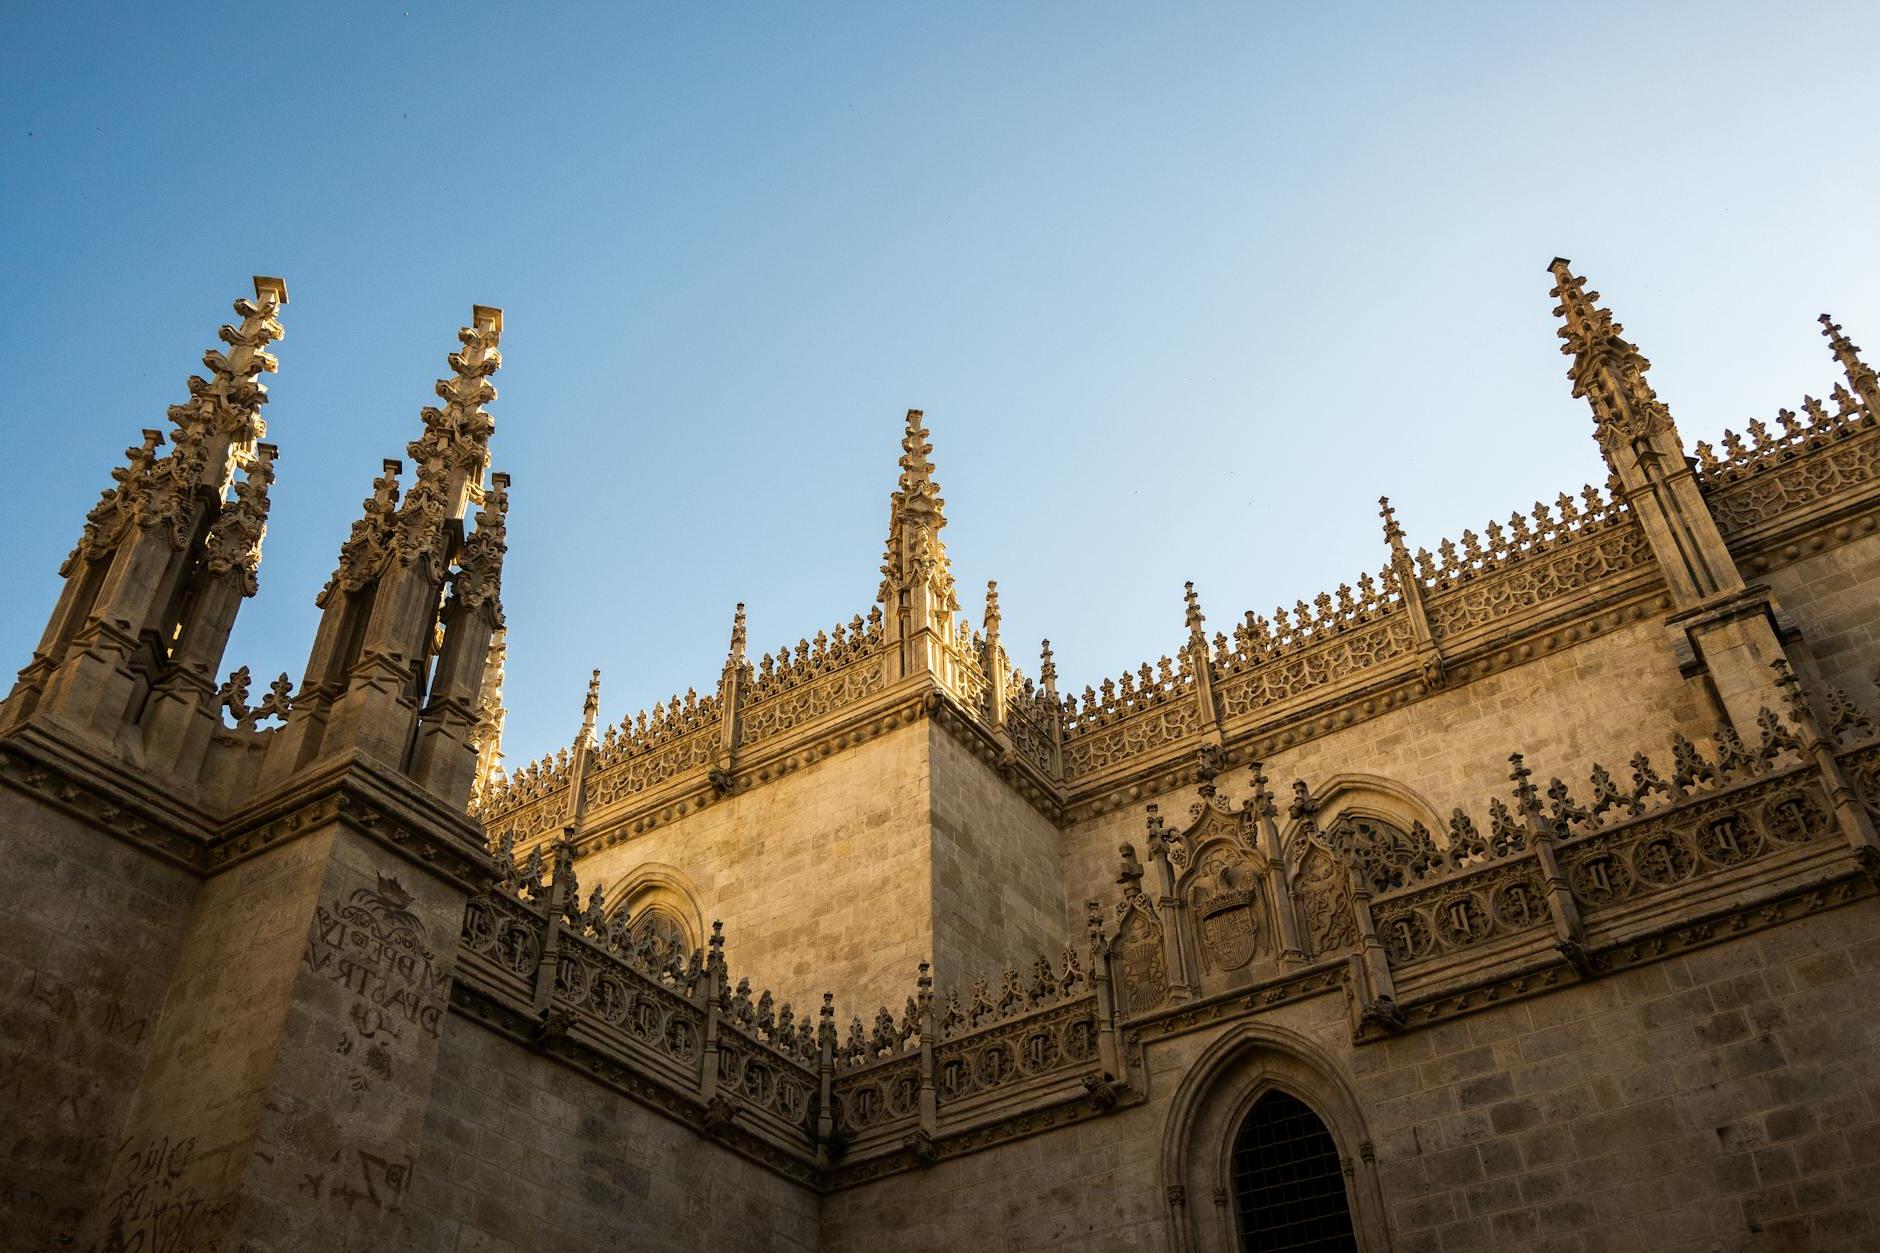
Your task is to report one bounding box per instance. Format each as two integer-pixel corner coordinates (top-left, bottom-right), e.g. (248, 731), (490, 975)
(1230, 1091), (1358, 1252)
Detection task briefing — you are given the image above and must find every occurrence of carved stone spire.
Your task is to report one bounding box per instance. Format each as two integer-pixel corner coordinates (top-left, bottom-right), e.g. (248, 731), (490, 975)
(143, 276), (288, 547)
(63, 429), (165, 576)
(878, 409), (961, 683)
(392, 306), (504, 578)
(1378, 496), (1408, 568)
(1820, 314), (1880, 413)
(273, 306), (507, 793)
(1546, 259), (1745, 602)
(983, 580), (1006, 730)
(1039, 639), (1058, 699)
(1380, 496), (1444, 689)
(879, 409), (955, 606)
(895, 407), (946, 531)
(407, 466), (510, 804)
(1547, 260), (1793, 733)
(319, 459), (403, 607)
(1183, 581), (1222, 736)
(1548, 258), (1678, 462)
(452, 470), (509, 620)
(6, 278), (290, 745)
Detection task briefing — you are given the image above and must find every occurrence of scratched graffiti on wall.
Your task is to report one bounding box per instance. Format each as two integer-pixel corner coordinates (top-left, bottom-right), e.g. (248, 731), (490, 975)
(87, 1134), (237, 1253)
(301, 874), (448, 1042)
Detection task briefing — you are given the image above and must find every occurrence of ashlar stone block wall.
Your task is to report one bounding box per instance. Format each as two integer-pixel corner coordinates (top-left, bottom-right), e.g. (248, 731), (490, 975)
(927, 722), (1067, 995)
(576, 723), (935, 1016)
(1761, 532), (1880, 698)
(408, 1016), (820, 1253)
(579, 718), (1073, 1019)
(0, 794), (199, 1249)
(823, 894), (1880, 1253)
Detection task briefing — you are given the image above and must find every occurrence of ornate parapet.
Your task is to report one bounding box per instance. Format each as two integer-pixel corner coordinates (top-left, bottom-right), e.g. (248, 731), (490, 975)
(447, 844), (1130, 1190)
(741, 635), (889, 748)
(1696, 384), (1880, 553)
(1093, 671), (1880, 1049)
(1056, 484), (1665, 812)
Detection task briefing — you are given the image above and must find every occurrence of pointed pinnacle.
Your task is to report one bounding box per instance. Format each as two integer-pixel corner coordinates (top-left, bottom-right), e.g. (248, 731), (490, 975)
(1820, 313), (1857, 355)
(897, 408), (943, 512)
(984, 580), (1001, 636)
(1039, 639), (1057, 691)
(580, 668), (601, 743)
(1379, 495), (1408, 555)
(1183, 581), (1205, 637)
(727, 602), (747, 661)
(1821, 313), (1880, 408)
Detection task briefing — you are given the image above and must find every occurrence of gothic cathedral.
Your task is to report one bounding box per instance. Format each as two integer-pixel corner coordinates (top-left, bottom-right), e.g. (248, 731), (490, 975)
(3, 262), (1878, 1251)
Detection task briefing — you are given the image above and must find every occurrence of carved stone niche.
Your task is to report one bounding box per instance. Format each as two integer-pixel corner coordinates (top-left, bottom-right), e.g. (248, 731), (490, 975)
(1282, 775), (1445, 962)
(1113, 900), (1170, 1017)
(1288, 838), (1359, 960)
(1174, 802), (1275, 997)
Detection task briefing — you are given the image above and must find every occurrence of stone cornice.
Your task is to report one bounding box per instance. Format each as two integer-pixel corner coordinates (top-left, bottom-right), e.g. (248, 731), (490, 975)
(0, 724), (215, 869)
(0, 725), (493, 890)
(212, 749), (496, 891)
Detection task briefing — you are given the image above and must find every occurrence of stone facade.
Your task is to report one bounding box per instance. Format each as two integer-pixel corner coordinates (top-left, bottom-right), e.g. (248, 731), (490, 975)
(3, 262), (1880, 1252)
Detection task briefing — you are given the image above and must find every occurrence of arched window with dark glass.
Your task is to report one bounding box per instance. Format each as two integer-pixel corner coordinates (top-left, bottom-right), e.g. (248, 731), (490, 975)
(1230, 1090), (1358, 1252)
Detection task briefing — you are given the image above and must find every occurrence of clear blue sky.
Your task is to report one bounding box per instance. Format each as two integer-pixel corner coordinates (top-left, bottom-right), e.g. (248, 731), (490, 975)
(4, 3), (1878, 768)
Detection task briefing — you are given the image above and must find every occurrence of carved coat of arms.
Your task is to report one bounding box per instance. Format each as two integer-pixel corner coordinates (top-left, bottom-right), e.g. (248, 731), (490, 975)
(1115, 912), (1169, 1014)
(1187, 850), (1263, 973)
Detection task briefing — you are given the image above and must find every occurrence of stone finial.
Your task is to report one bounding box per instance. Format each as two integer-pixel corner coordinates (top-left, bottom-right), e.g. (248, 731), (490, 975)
(141, 276), (290, 548)
(1821, 314), (1880, 411)
(1289, 779), (1319, 826)
(1038, 639), (1057, 696)
(391, 305), (505, 576)
(579, 668), (602, 747)
(1117, 840), (1144, 892)
(1183, 581), (1205, 639)
(878, 408), (957, 614)
(1547, 258), (1674, 457)
(318, 459), (403, 607)
(983, 581), (1001, 637)
(727, 602), (748, 664)
(896, 408), (944, 528)
(66, 429), (165, 575)
(1379, 496), (1409, 558)
(1249, 760), (1277, 820)
(818, 991), (837, 1048)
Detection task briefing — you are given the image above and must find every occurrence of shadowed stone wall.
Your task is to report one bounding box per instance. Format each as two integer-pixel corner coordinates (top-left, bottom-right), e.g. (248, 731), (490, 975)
(576, 723), (934, 1016)
(821, 895), (1880, 1253)
(928, 721), (1066, 997)
(0, 795), (199, 1248)
(408, 1016), (820, 1252)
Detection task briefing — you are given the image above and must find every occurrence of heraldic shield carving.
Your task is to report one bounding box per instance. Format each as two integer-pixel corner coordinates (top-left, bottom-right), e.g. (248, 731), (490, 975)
(1187, 846), (1263, 973)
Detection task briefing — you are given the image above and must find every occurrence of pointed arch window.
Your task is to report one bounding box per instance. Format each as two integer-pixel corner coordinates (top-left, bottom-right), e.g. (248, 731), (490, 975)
(1229, 1091), (1357, 1252)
